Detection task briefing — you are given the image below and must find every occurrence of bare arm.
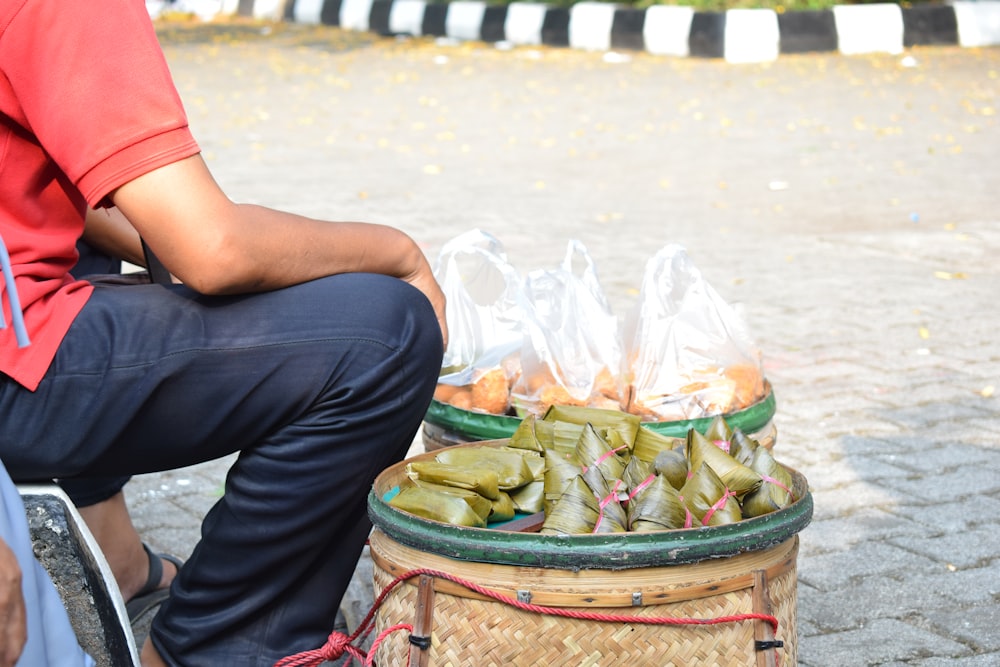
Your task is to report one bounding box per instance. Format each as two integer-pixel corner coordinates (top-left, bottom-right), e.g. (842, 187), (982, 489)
(0, 538), (26, 667)
(82, 206), (146, 267)
(111, 154), (448, 347)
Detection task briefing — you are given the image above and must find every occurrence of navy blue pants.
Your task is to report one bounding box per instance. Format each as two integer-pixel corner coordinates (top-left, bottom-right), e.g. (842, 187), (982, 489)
(0, 274), (443, 665)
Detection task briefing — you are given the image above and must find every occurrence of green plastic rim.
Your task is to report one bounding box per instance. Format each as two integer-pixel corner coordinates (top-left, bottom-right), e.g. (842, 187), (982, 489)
(367, 466), (812, 570)
(424, 387), (777, 442)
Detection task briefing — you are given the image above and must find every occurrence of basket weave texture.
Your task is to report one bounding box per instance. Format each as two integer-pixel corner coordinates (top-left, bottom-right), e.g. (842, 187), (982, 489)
(370, 530), (799, 667)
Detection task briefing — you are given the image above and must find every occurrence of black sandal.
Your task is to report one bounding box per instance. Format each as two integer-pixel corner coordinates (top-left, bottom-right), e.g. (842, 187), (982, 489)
(126, 543), (184, 623)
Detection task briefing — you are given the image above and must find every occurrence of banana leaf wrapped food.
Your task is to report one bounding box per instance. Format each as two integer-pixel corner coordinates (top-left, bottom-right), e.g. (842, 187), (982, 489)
(622, 455), (653, 494)
(741, 446), (796, 518)
(409, 478), (493, 521)
(434, 446), (536, 491)
(390, 410), (796, 534)
(679, 462), (743, 527)
(508, 414), (553, 453)
(388, 486), (487, 528)
(488, 491), (517, 523)
(652, 448), (688, 491)
(704, 414), (734, 453)
(542, 405), (641, 456)
(544, 449), (582, 515)
(589, 477), (628, 535)
(510, 480), (545, 514)
(727, 428), (760, 466)
(686, 428), (762, 498)
(406, 460), (501, 500)
(541, 476), (602, 535)
(576, 423), (628, 493)
(632, 427), (685, 464)
(627, 474), (690, 532)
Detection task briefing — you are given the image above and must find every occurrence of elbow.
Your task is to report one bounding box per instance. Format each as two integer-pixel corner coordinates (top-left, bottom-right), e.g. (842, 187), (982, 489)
(171, 236), (257, 296)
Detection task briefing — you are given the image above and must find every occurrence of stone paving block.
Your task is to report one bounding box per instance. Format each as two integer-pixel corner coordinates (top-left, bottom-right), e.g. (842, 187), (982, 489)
(953, 422), (1000, 446)
(881, 400), (993, 431)
(798, 617), (967, 666)
(801, 572), (961, 633)
(796, 456), (911, 494)
(837, 434), (922, 457)
(801, 508), (926, 553)
(891, 379), (994, 408)
(890, 525), (1000, 569)
(880, 466), (1000, 504)
(877, 442), (1000, 475)
(905, 560), (1000, 606)
(798, 540), (938, 590)
(909, 655), (1000, 666)
(805, 484), (902, 522)
(893, 496), (1000, 534)
(924, 604), (1000, 652)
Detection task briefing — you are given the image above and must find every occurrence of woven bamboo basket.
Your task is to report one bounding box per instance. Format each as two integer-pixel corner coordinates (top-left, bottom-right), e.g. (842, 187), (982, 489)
(367, 442), (812, 667)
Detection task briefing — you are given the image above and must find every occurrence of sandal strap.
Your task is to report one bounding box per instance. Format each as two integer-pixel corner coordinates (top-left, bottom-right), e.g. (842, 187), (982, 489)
(133, 542), (164, 599)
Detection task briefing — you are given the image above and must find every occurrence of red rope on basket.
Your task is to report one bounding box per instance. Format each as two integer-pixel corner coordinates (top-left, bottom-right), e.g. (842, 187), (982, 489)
(274, 567), (781, 666)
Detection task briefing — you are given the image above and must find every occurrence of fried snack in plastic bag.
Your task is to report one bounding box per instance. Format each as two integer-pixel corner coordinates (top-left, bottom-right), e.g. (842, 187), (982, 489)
(434, 230), (526, 414)
(622, 244), (767, 421)
(511, 240), (623, 416)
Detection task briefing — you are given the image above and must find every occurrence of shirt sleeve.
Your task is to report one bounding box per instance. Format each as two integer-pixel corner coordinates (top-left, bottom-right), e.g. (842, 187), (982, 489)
(2, 0), (200, 206)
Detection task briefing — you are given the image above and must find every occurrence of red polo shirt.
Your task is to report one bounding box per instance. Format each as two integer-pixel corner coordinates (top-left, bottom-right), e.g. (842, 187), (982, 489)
(0, 0), (200, 390)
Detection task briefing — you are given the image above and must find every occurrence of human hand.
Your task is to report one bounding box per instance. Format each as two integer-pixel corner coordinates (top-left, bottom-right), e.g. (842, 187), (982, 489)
(404, 258), (449, 352)
(0, 538), (26, 667)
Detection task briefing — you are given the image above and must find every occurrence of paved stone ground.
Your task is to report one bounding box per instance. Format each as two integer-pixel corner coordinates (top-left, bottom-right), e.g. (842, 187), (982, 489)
(122, 18), (1000, 666)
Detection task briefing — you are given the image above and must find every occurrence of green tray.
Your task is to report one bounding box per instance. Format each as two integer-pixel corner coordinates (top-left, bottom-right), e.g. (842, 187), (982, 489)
(424, 388), (776, 442)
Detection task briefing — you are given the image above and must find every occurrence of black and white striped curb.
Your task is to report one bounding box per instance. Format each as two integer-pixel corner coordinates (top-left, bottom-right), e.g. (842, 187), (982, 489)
(155, 0), (1000, 62)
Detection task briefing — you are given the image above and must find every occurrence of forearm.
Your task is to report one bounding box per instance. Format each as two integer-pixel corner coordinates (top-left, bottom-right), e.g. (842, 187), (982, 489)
(213, 204), (428, 295)
(82, 206), (146, 267)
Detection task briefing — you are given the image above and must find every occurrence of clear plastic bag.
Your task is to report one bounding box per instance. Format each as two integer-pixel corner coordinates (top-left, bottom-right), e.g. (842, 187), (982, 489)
(511, 240), (622, 416)
(433, 230), (524, 414)
(621, 244), (765, 421)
